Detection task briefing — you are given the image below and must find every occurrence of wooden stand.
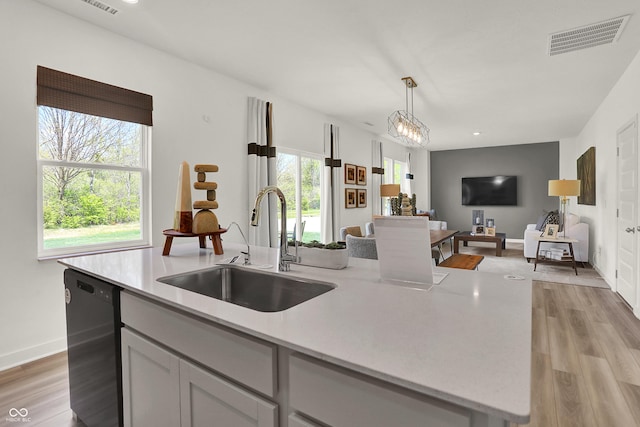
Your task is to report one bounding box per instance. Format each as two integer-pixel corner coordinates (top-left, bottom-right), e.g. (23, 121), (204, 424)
(162, 228), (227, 256)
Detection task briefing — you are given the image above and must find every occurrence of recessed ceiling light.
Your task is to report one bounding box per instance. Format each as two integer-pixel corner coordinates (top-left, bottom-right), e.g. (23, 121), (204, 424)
(122, 0), (138, 4)
(473, 132), (481, 136)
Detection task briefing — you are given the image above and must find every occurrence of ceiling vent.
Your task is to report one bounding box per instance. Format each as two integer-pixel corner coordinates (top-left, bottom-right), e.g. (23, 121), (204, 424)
(80, 0), (119, 15)
(548, 15), (630, 56)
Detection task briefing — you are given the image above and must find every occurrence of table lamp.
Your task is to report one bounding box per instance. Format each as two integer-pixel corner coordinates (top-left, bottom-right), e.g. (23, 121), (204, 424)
(548, 179), (581, 238)
(380, 184), (401, 215)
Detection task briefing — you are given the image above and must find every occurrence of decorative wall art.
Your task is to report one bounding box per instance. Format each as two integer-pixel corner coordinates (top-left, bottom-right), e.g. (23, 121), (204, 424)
(344, 164), (356, 185)
(357, 189), (367, 208)
(357, 166), (367, 185)
(577, 146), (595, 205)
(345, 188), (356, 208)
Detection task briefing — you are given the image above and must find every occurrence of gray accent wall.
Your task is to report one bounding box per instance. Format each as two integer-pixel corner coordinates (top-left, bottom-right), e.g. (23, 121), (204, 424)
(430, 142), (559, 238)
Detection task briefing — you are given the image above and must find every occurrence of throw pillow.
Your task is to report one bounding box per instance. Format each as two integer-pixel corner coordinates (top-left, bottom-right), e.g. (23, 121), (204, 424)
(535, 212), (548, 231)
(541, 210), (560, 231)
(344, 226), (363, 237)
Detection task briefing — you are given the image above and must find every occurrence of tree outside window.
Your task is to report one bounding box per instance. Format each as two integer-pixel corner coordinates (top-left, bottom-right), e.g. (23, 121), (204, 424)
(38, 106), (150, 257)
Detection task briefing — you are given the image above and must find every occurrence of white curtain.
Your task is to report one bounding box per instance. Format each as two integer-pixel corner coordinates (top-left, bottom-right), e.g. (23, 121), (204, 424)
(371, 140), (384, 216)
(247, 97), (278, 247)
(321, 124), (341, 243)
(405, 150), (414, 196)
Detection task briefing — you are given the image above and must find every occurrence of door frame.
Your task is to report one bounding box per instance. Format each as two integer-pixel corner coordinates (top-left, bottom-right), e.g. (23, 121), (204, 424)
(616, 115), (640, 319)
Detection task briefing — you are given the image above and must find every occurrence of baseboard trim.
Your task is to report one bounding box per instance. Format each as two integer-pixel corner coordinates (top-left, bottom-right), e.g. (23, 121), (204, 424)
(0, 338), (67, 372)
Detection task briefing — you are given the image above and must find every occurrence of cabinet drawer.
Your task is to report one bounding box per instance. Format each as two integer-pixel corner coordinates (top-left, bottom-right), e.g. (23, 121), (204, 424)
(121, 291), (276, 397)
(289, 353), (472, 427)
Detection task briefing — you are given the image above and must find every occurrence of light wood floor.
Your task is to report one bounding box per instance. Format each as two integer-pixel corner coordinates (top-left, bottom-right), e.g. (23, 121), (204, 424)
(513, 281), (640, 427)
(1, 282), (639, 427)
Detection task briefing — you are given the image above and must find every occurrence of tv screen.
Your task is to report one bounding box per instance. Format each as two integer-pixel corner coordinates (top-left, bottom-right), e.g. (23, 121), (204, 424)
(462, 176), (517, 206)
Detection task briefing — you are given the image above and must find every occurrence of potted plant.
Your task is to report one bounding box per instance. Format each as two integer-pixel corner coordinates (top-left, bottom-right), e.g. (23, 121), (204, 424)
(289, 240), (349, 269)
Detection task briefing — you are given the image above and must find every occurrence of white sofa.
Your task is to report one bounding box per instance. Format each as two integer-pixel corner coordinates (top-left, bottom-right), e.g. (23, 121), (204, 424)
(523, 213), (589, 263)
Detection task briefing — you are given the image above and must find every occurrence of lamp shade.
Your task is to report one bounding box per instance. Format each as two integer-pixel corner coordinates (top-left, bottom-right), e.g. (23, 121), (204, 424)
(548, 179), (581, 197)
(380, 184), (401, 197)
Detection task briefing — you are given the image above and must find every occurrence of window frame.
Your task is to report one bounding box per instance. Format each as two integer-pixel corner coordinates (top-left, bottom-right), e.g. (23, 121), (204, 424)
(36, 115), (152, 259)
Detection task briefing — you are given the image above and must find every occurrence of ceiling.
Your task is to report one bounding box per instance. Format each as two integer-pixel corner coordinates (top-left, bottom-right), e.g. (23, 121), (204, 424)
(36, 0), (640, 151)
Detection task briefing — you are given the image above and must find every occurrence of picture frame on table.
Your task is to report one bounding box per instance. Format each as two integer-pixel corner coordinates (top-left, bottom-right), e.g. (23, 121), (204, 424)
(486, 227), (496, 237)
(345, 188), (356, 208)
(344, 164), (356, 185)
(543, 224), (559, 239)
(471, 225), (484, 236)
(357, 189), (367, 207)
(356, 166), (367, 185)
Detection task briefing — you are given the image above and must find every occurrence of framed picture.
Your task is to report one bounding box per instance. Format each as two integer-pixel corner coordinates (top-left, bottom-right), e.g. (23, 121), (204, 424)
(543, 224), (559, 239)
(356, 166), (367, 185)
(472, 225), (484, 236)
(345, 188), (356, 208)
(486, 227), (496, 236)
(357, 189), (367, 207)
(344, 164), (356, 185)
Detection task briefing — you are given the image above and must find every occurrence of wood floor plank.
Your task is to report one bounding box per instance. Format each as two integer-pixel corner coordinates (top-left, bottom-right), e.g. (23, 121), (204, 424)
(547, 311), (581, 374)
(631, 348), (640, 368)
(523, 352), (557, 427)
(618, 382), (640, 426)
(572, 285), (600, 308)
(554, 285), (582, 310)
(580, 354), (637, 427)
(532, 307), (549, 354)
(552, 370), (597, 427)
(532, 283), (545, 309)
(543, 288), (560, 318)
(591, 322), (640, 386)
(565, 309), (603, 358)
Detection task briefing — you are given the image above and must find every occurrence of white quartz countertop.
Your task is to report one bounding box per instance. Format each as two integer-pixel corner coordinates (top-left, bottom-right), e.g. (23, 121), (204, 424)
(60, 243), (531, 423)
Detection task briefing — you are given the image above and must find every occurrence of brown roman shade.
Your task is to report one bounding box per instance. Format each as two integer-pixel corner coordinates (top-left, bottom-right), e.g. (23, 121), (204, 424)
(37, 66), (153, 126)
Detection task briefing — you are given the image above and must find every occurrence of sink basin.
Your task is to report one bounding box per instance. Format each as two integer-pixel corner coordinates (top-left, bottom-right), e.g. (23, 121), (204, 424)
(157, 266), (335, 312)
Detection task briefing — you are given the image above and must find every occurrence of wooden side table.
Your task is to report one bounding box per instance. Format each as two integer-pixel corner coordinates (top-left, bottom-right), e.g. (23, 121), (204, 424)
(162, 228), (227, 256)
(533, 236), (578, 275)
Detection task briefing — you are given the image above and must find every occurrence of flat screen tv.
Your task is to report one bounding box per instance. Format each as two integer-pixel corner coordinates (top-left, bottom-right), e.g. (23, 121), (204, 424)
(462, 176), (517, 206)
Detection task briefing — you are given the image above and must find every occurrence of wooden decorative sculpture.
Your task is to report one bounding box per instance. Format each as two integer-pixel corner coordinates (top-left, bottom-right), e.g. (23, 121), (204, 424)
(173, 161), (193, 232)
(163, 162), (226, 256)
(192, 164), (220, 233)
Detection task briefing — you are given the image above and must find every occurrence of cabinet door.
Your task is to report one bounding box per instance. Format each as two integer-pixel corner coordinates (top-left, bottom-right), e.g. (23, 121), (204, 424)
(121, 328), (181, 427)
(179, 359), (278, 427)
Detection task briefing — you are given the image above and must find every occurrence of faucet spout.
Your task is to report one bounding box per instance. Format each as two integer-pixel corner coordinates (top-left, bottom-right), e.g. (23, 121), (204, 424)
(250, 186), (296, 271)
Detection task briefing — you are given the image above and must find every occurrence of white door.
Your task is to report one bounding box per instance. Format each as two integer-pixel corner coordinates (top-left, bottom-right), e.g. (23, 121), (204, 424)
(617, 117), (638, 312)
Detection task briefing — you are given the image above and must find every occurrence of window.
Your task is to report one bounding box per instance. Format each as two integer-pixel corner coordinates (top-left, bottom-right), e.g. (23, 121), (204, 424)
(276, 150), (323, 243)
(384, 157), (408, 192)
(36, 67), (152, 258)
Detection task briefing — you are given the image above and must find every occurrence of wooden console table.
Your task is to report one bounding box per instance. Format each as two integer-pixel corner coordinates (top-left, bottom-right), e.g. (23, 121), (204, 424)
(533, 236), (578, 275)
(453, 231), (506, 257)
(162, 228), (227, 256)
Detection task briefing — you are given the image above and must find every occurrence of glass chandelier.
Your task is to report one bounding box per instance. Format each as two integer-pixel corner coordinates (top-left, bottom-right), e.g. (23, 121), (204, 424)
(387, 77), (430, 147)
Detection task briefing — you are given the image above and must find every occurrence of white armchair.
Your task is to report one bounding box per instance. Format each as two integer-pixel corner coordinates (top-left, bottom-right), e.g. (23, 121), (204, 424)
(523, 213), (589, 263)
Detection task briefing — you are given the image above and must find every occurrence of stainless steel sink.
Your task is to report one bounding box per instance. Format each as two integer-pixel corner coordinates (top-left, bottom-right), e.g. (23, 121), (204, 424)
(157, 266), (335, 312)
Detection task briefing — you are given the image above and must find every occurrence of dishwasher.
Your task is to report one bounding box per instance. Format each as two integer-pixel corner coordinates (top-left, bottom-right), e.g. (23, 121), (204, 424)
(64, 269), (123, 427)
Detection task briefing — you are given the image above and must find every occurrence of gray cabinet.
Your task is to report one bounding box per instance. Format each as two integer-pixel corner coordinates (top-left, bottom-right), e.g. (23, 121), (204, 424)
(121, 327), (180, 427)
(122, 327), (277, 427)
(289, 353), (473, 427)
(180, 359), (277, 427)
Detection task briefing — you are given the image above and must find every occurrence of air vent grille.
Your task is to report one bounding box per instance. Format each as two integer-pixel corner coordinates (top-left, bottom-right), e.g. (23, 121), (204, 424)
(80, 0), (119, 15)
(548, 15), (630, 56)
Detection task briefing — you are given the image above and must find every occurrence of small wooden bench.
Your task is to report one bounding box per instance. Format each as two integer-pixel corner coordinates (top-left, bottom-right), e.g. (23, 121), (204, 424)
(438, 254), (484, 270)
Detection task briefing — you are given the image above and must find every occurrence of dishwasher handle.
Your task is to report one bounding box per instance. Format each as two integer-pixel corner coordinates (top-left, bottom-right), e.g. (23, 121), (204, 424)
(77, 281), (95, 294)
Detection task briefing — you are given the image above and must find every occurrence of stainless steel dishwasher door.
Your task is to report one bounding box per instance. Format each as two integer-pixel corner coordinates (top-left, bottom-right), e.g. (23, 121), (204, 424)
(64, 269), (122, 427)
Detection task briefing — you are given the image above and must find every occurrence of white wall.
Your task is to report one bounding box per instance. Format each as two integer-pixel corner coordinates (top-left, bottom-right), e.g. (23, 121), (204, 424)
(572, 47), (640, 295)
(0, 0), (381, 369)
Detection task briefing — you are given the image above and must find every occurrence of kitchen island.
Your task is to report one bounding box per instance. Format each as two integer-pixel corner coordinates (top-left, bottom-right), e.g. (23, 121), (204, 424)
(60, 243), (531, 427)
